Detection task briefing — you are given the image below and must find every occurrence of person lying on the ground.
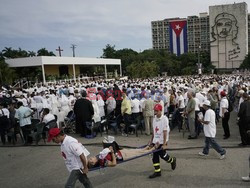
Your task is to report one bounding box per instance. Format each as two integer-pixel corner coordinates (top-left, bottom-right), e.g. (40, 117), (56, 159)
(87, 141), (159, 168)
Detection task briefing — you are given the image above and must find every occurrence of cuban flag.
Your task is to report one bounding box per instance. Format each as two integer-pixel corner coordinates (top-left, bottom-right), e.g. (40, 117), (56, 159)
(169, 20), (188, 56)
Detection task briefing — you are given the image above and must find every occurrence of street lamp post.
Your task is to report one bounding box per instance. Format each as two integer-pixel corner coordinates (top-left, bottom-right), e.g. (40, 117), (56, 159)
(71, 44), (77, 57)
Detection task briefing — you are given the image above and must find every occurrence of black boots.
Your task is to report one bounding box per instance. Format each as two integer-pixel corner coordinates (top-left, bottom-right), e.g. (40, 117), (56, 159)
(149, 172), (161, 179)
(171, 157), (176, 170)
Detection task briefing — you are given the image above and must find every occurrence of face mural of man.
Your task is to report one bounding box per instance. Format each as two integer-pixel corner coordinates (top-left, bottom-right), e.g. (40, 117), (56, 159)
(211, 12), (238, 44)
(216, 17), (232, 38)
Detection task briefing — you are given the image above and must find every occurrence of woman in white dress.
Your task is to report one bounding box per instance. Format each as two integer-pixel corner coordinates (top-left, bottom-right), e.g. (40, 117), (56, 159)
(97, 94), (105, 118)
(49, 91), (59, 118)
(58, 94), (70, 127)
(91, 100), (101, 124)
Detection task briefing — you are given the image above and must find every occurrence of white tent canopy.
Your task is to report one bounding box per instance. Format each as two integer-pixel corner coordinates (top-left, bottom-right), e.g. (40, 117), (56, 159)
(5, 56), (122, 83)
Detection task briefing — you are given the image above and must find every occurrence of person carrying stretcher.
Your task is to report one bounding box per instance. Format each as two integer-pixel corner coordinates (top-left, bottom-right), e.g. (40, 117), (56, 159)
(147, 104), (176, 178)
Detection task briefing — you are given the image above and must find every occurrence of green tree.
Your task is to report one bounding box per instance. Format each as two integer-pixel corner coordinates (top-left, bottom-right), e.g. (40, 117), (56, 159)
(115, 48), (138, 73)
(102, 44), (116, 58)
(0, 59), (15, 85)
(240, 52), (250, 69)
(2, 47), (30, 58)
(200, 52), (214, 73)
(100, 45), (215, 77)
(28, 51), (36, 57)
(2, 47), (18, 58)
(178, 53), (197, 75)
(37, 48), (55, 56)
(1, 47), (43, 82)
(126, 61), (159, 78)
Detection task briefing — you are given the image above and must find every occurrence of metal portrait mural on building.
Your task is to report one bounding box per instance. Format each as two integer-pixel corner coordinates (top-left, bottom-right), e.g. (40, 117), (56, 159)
(209, 2), (248, 69)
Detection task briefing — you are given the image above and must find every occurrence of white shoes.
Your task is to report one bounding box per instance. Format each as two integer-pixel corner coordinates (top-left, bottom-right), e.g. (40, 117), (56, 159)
(122, 133), (128, 137)
(198, 152), (208, 156)
(198, 152), (226, 160)
(242, 176), (250, 182)
(219, 154), (226, 160)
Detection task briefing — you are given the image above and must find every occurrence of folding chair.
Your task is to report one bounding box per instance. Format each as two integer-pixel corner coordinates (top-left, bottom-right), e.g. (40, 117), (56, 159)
(129, 116), (143, 137)
(34, 122), (46, 145)
(7, 122), (24, 145)
(109, 114), (122, 135)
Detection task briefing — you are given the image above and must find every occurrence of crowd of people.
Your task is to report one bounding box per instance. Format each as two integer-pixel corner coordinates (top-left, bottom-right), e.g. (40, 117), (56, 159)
(0, 74), (249, 142)
(0, 73), (250, 184)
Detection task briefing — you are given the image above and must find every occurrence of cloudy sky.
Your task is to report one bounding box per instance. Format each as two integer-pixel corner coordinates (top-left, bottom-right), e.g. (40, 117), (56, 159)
(0, 0), (249, 57)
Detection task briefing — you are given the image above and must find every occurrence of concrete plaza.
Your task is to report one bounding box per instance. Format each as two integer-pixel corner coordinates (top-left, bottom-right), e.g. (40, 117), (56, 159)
(0, 112), (249, 188)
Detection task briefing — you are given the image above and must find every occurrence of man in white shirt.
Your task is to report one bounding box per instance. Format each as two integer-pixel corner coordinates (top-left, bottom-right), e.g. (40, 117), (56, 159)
(41, 108), (56, 129)
(48, 128), (93, 188)
(175, 91), (185, 130)
(15, 101), (34, 144)
(219, 91), (230, 139)
(68, 85), (74, 95)
(195, 91), (206, 105)
(147, 104), (176, 179)
(198, 100), (226, 159)
(131, 96), (140, 121)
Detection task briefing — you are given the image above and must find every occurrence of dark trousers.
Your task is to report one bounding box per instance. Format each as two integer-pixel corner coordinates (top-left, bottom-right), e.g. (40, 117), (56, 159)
(21, 124), (32, 143)
(238, 119), (250, 145)
(76, 118), (89, 136)
(0, 121), (10, 144)
(168, 105), (175, 116)
(222, 112), (230, 137)
(203, 137), (226, 155)
(0, 126), (7, 144)
(123, 113), (131, 134)
(175, 108), (184, 130)
(132, 112), (140, 122)
(195, 111), (203, 136)
(65, 170), (93, 188)
(152, 144), (173, 173)
(75, 118), (82, 134)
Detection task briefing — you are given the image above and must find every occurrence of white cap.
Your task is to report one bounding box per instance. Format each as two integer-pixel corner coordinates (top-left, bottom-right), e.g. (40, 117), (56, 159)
(203, 100), (211, 107)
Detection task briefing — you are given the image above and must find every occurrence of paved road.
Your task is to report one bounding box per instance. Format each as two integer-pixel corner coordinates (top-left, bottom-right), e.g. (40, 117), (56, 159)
(0, 112), (249, 188)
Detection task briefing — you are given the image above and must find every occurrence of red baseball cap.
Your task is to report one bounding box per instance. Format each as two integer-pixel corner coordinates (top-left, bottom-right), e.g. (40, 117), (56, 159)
(48, 128), (61, 142)
(154, 104), (163, 111)
(220, 91), (226, 97)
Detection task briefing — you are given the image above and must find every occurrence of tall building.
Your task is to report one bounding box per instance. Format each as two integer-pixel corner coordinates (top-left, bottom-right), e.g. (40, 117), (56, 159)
(209, 2), (248, 69)
(248, 14), (250, 51)
(151, 18), (183, 51)
(152, 2), (250, 69)
(152, 15), (210, 54)
(187, 13), (210, 54)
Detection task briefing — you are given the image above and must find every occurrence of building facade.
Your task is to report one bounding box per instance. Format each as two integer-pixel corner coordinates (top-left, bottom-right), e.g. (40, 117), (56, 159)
(6, 56), (122, 83)
(187, 13), (210, 54)
(152, 15), (210, 54)
(152, 2), (249, 69)
(209, 2), (248, 69)
(152, 18), (182, 51)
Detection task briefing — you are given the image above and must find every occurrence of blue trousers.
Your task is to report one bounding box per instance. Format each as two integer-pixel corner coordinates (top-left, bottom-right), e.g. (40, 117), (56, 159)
(203, 137), (226, 155)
